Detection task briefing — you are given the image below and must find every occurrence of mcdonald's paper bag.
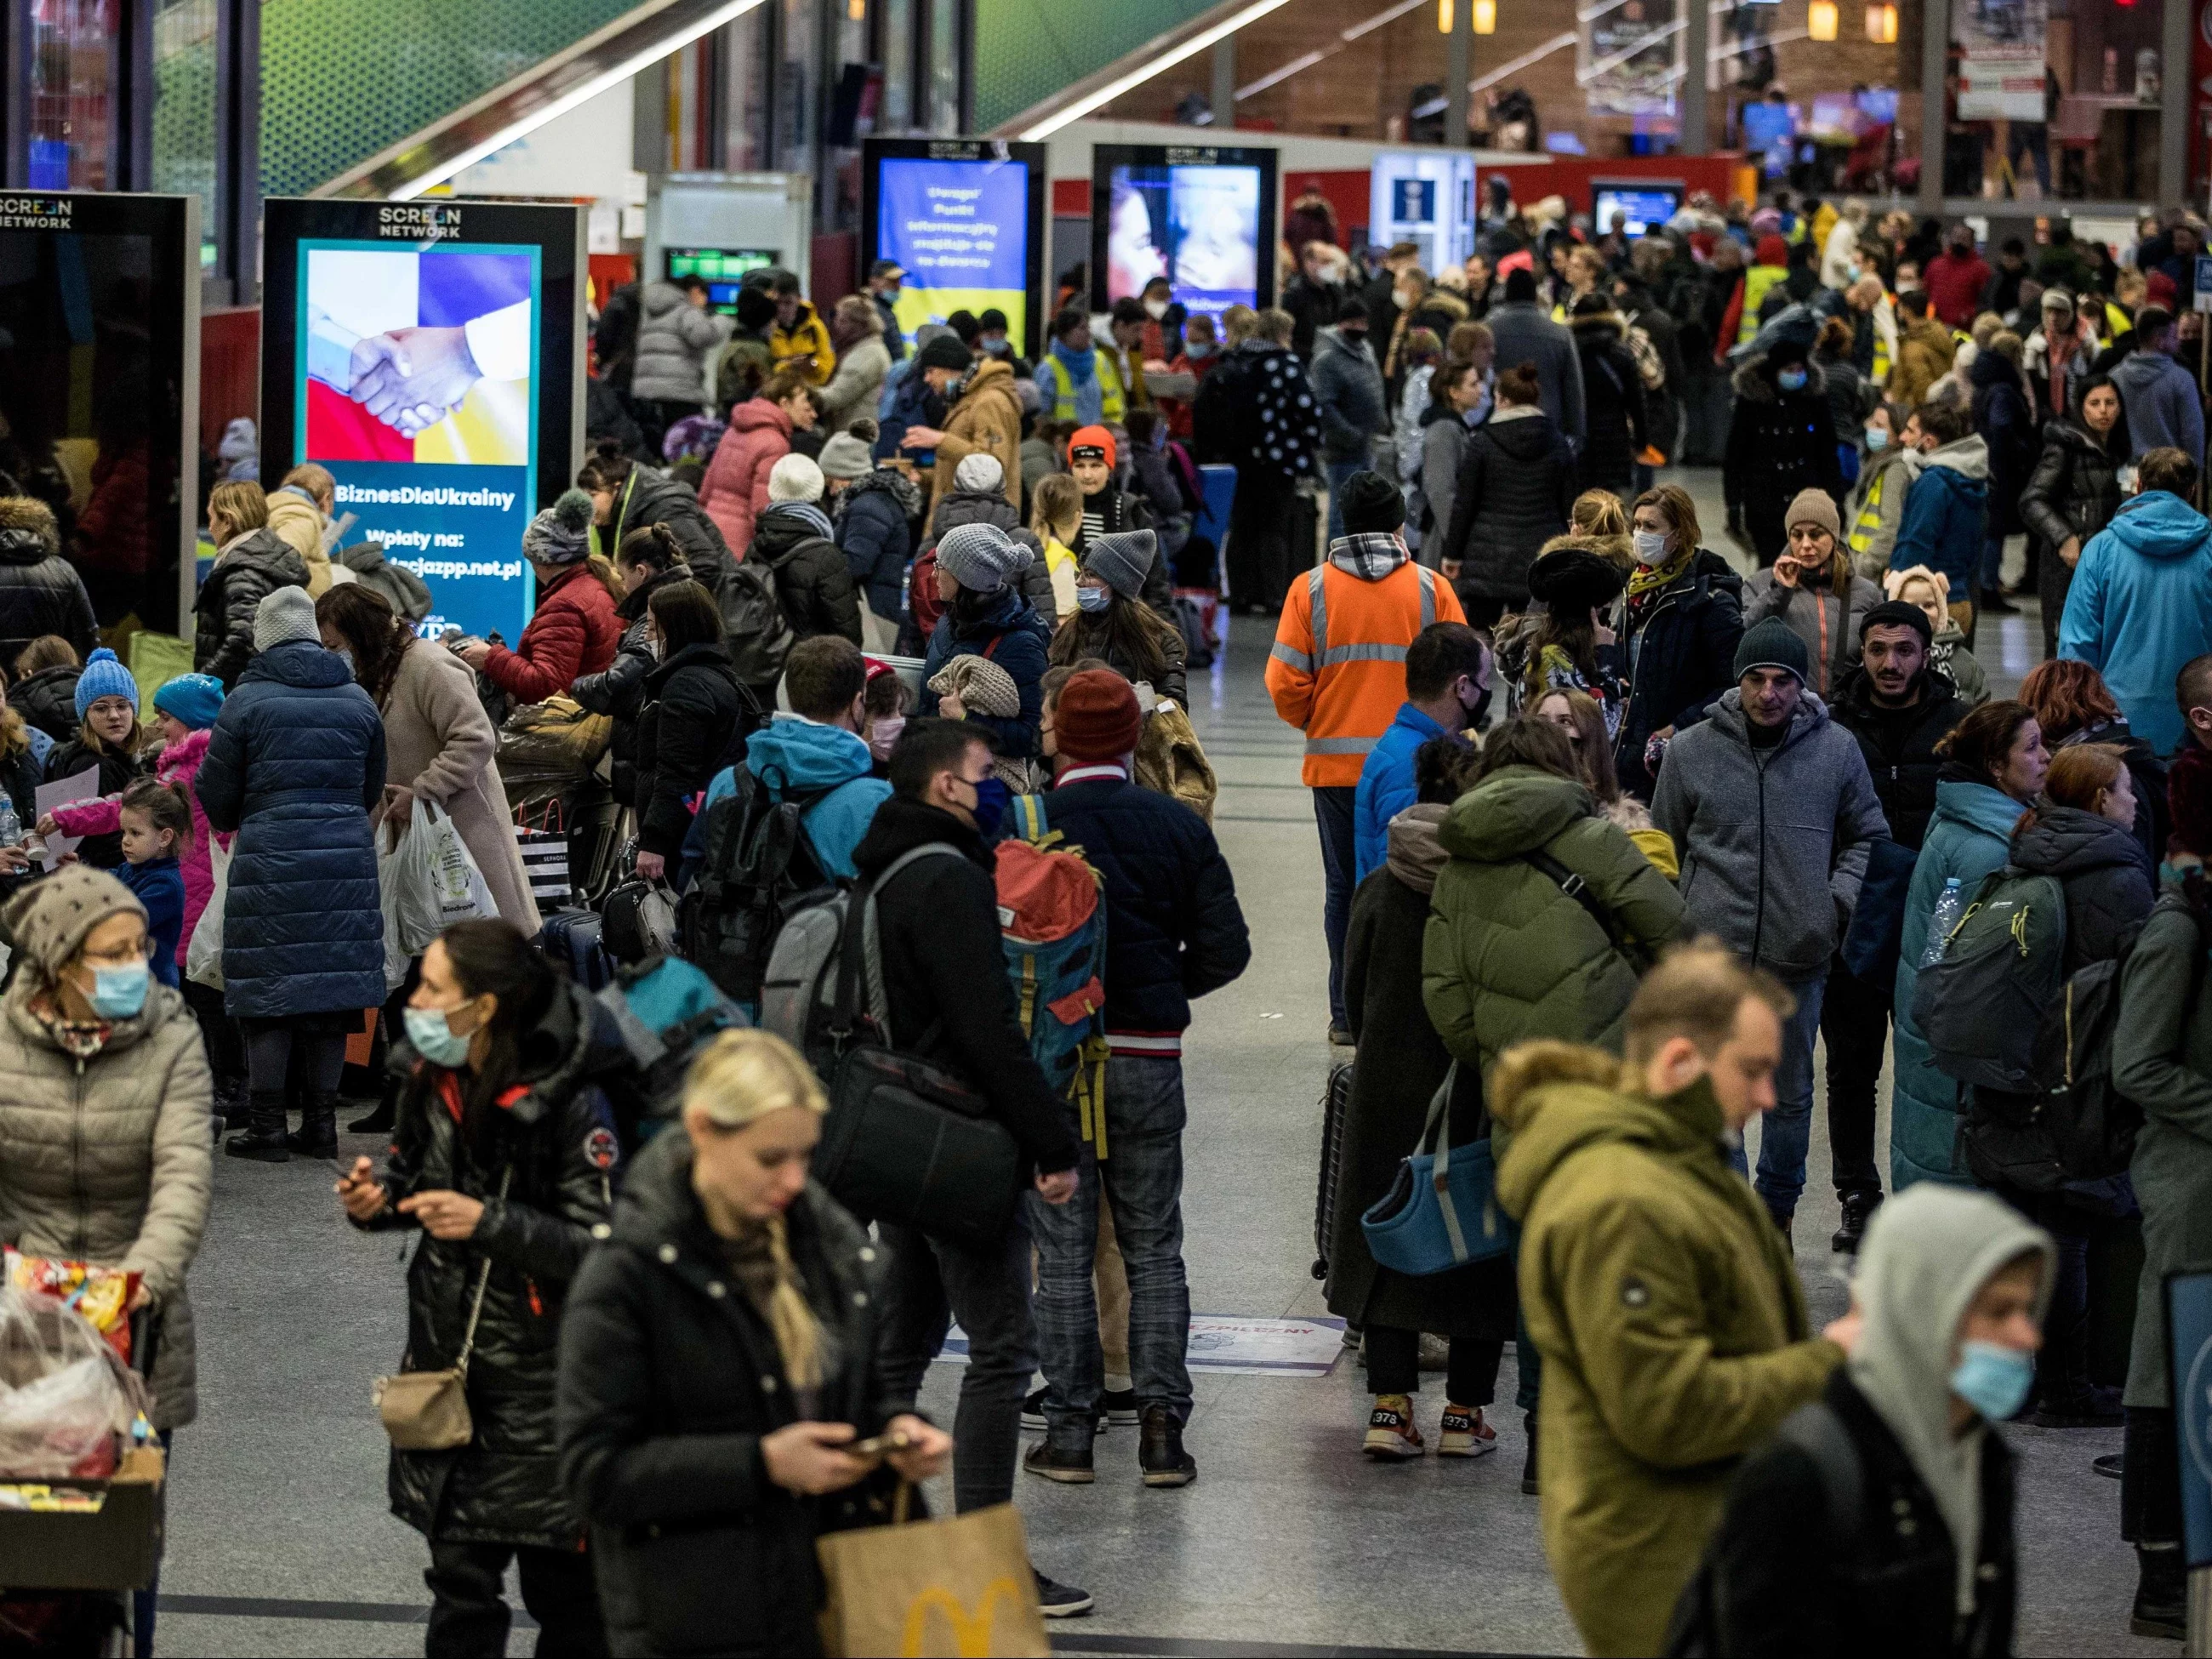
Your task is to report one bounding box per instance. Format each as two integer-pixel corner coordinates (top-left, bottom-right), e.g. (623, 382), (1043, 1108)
(815, 1499), (1048, 1657)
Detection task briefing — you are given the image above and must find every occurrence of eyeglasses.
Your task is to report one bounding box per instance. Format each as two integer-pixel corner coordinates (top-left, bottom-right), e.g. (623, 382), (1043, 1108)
(80, 937), (153, 970)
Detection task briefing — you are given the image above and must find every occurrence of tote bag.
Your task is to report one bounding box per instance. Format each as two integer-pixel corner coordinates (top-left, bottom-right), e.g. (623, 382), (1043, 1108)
(1360, 1063), (1512, 1275)
(815, 1487), (1048, 1658)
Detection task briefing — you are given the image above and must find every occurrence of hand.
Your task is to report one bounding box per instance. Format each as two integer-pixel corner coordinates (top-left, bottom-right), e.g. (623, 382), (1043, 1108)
(899, 426), (946, 449)
(350, 325), (483, 434)
(1034, 1167), (1079, 1205)
(1771, 554), (1802, 590)
(335, 1156), (389, 1223)
(31, 815), (55, 838)
(54, 852), (78, 867)
(2059, 535), (2081, 569)
(0, 847), (28, 875)
(380, 784), (415, 827)
(761, 1421), (872, 1496)
(881, 1414), (953, 1482)
(1440, 559), (1462, 581)
(1593, 620), (1616, 647)
(1823, 1303), (1864, 1356)
(397, 1189), (486, 1240)
(634, 850), (666, 881)
(1653, 725), (1675, 743)
(454, 640), (493, 671)
(938, 693), (967, 721)
(127, 1281), (153, 1314)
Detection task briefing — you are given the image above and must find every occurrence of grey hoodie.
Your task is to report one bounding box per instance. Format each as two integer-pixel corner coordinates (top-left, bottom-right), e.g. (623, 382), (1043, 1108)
(1650, 687), (1890, 981)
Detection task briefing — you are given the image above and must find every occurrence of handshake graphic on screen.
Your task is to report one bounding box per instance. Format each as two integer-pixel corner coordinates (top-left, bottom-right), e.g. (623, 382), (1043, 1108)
(307, 299), (532, 437)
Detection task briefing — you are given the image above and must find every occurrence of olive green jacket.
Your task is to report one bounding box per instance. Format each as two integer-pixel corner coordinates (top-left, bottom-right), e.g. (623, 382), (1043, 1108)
(1422, 767), (1687, 1154)
(1492, 1042), (1842, 1657)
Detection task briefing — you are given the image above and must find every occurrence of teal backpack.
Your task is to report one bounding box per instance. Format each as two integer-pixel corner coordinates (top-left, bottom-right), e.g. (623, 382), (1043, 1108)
(996, 795), (1111, 1153)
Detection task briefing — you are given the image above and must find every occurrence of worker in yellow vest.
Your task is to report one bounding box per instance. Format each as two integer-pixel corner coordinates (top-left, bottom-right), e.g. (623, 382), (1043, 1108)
(1036, 306), (1132, 425)
(1733, 235), (1793, 348)
(1847, 404), (1921, 576)
(1844, 277), (1895, 385)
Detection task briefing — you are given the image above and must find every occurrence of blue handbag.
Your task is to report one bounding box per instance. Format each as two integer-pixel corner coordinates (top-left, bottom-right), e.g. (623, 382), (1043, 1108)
(1360, 1063), (1513, 1275)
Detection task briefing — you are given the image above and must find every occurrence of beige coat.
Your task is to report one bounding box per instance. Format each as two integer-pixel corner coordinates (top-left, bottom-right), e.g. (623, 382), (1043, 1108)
(264, 489), (339, 597)
(378, 642), (541, 935)
(928, 357), (1024, 527)
(0, 979), (213, 1429)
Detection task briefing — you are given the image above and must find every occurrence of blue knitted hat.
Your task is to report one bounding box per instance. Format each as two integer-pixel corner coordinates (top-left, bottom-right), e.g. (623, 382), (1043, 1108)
(74, 648), (139, 721)
(152, 673), (224, 731)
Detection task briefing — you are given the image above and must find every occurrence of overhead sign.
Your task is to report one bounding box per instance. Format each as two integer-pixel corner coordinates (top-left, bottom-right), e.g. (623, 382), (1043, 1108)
(260, 198), (585, 642)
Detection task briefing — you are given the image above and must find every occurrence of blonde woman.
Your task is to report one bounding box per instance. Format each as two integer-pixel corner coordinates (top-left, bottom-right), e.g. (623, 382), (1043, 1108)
(559, 1029), (951, 1656)
(1029, 472), (1085, 620)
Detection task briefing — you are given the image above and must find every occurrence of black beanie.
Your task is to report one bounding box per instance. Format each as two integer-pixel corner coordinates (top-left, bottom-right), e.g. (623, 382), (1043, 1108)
(1503, 268), (1538, 305)
(916, 333), (973, 372)
(1337, 470), (1405, 535)
(1859, 598), (1934, 646)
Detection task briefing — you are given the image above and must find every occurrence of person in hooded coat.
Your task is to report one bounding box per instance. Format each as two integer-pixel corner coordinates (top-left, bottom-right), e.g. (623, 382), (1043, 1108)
(1888, 404), (1991, 628)
(1613, 484), (1745, 800)
(1565, 296), (1648, 501)
(576, 445), (737, 602)
(195, 480), (311, 689)
(1438, 361), (1578, 626)
(1724, 336), (1843, 566)
(631, 580), (758, 883)
(1967, 335), (2038, 611)
(0, 496), (98, 665)
(919, 522), (1051, 761)
(1674, 1185), (2049, 1659)
(567, 524), (694, 811)
(746, 455), (864, 646)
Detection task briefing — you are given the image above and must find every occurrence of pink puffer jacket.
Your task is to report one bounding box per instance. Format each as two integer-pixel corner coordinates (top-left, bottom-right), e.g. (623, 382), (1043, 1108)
(697, 397), (793, 554)
(49, 727), (223, 967)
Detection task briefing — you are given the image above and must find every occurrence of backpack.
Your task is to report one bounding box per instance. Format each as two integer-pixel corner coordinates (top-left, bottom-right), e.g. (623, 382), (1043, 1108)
(1964, 952), (2141, 1192)
(676, 767), (841, 1006)
(715, 559), (795, 690)
(1132, 701), (1217, 824)
(1911, 867), (2067, 1093)
(592, 955), (744, 1144)
(997, 795), (1109, 1136)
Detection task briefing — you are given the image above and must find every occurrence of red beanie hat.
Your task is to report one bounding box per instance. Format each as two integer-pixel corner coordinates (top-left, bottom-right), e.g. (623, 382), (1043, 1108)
(1054, 670), (1142, 765)
(1069, 425), (1117, 469)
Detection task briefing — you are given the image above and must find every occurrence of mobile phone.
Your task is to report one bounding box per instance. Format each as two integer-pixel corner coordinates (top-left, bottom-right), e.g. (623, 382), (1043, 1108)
(850, 1431), (913, 1459)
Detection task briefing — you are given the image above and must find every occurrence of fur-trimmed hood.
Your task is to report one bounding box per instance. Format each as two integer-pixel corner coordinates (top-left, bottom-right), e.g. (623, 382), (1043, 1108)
(1730, 351), (1827, 404)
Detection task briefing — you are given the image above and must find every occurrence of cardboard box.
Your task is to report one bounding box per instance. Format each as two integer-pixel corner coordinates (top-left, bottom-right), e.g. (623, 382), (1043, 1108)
(0, 1445), (165, 1591)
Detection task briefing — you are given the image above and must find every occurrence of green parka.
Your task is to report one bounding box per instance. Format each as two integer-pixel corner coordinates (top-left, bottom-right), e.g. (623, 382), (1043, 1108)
(1422, 767), (1687, 1149)
(1491, 1041), (1842, 1657)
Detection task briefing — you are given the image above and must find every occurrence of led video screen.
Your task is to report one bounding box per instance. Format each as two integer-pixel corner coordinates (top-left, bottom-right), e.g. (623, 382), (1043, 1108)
(1092, 145), (1279, 322)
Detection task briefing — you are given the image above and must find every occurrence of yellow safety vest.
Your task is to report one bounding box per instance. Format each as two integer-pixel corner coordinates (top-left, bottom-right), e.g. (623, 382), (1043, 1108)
(1873, 324), (1891, 384)
(1042, 351), (1126, 423)
(1739, 265), (1791, 345)
(1849, 467), (1885, 558)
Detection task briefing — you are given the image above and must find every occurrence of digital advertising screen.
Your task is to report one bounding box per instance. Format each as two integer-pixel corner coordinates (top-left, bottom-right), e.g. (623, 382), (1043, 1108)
(1370, 152), (1475, 274)
(0, 191), (199, 642)
(862, 139), (1047, 360)
(1592, 183), (1684, 237)
(1091, 145), (1279, 323)
(667, 246), (779, 314)
(261, 199), (584, 643)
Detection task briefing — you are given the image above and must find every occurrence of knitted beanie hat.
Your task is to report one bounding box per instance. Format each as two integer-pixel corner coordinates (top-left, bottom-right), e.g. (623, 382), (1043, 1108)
(253, 586), (320, 655)
(1054, 669), (1143, 764)
(522, 489), (596, 565)
(916, 333), (973, 372)
(1338, 470), (1405, 535)
(1783, 487), (1842, 542)
(955, 453), (1005, 494)
(152, 673), (225, 732)
(2, 864), (145, 987)
(1068, 425), (1116, 468)
(935, 522), (1020, 594)
(1734, 615), (1810, 684)
(817, 431), (875, 481)
(1083, 529), (1156, 600)
(73, 647), (140, 720)
(769, 453), (826, 504)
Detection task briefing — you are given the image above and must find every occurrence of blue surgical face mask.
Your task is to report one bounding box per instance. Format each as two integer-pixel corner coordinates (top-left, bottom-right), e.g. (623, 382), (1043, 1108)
(1076, 584), (1112, 613)
(404, 1004), (475, 1069)
(1776, 366), (1810, 392)
(966, 775), (1013, 833)
(1864, 425), (1890, 451)
(981, 335), (1010, 356)
(90, 961), (150, 1020)
(1184, 340), (1216, 361)
(1949, 1339), (2034, 1421)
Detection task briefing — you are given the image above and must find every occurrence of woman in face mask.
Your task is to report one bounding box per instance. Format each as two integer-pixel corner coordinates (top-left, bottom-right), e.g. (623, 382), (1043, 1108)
(1722, 334), (1845, 567)
(1046, 527), (1188, 706)
(1674, 1184), (2047, 1657)
(334, 919), (622, 1656)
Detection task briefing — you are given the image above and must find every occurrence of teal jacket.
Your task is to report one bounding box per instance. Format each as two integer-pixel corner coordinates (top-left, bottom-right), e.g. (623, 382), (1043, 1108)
(2060, 489), (2212, 756)
(1889, 778), (2027, 1189)
(678, 718), (890, 886)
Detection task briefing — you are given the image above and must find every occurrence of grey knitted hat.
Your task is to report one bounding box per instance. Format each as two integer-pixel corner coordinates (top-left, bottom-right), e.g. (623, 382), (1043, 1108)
(818, 431), (874, 480)
(522, 489), (596, 566)
(936, 522), (1020, 594)
(955, 453), (1004, 494)
(254, 584), (321, 653)
(1082, 528), (1156, 600)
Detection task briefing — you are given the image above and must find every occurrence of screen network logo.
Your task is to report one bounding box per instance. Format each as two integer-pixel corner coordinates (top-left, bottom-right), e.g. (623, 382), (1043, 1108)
(377, 204), (465, 242)
(0, 196), (71, 231)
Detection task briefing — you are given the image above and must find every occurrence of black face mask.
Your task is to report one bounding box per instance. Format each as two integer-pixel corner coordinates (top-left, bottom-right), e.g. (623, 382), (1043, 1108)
(1461, 682), (1493, 728)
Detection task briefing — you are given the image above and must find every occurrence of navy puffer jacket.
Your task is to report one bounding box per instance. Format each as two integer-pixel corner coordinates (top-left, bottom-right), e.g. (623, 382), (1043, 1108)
(919, 587), (1051, 760)
(195, 639), (388, 1019)
(835, 469), (917, 623)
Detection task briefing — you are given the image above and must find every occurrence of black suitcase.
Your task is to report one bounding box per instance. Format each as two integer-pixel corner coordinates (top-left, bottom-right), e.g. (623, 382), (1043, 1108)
(1313, 1060), (1354, 1280)
(539, 907), (613, 990)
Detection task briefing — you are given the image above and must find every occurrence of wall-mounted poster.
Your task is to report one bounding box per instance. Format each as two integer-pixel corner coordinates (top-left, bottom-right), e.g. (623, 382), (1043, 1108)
(1957, 0), (2050, 122)
(1582, 0), (1685, 122)
(862, 139), (1047, 360)
(1090, 145), (1280, 323)
(261, 199), (585, 642)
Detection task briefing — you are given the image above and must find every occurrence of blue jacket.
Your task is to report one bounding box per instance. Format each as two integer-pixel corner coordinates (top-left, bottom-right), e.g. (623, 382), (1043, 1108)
(1004, 770), (1249, 1038)
(1890, 778), (2026, 1190)
(835, 471), (915, 624)
(1353, 704), (1464, 882)
(2060, 490), (2212, 757)
(195, 639), (388, 1020)
(681, 719), (891, 885)
(1888, 436), (1989, 590)
(118, 855), (185, 989)
(920, 589), (1052, 759)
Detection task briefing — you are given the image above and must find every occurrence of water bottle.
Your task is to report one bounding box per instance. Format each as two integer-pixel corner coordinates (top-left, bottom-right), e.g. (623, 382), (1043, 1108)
(1920, 876), (1964, 967)
(0, 791), (21, 848)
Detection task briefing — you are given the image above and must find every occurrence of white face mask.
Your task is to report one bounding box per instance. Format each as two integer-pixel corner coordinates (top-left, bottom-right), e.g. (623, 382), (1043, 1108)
(1143, 298), (1169, 321)
(1632, 529), (1670, 566)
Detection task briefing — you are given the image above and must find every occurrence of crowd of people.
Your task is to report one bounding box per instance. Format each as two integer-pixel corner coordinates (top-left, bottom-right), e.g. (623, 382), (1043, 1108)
(3, 192), (2211, 1657)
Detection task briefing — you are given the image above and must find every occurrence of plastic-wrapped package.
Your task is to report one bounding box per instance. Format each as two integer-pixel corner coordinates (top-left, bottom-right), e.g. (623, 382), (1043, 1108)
(0, 1290), (135, 1479)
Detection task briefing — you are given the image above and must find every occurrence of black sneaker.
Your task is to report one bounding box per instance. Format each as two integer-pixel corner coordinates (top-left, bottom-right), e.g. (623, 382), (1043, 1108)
(1021, 1385), (1105, 1434)
(1139, 1404), (1196, 1487)
(1033, 1569), (1094, 1619)
(1831, 1189), (1881, 1254)
(1023, 1439), (1095, 1484)
(2027, 1386), (2125, 1428)
(2095, 1451), (2125, 1479)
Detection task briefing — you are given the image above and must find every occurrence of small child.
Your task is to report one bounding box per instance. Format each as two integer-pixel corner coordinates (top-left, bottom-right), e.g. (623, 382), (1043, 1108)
(863, 658), (911, 772)
(1885, 565), (1990, 706)
(114, 778), (190, 989)
(39, 648), (150, 869)
(1029, 473), (1084, 623)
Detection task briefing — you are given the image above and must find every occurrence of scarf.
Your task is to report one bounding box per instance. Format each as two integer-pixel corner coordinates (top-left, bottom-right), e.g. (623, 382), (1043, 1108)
(2043, 323), (2080, 418)
(28, 994), (110, 1060)
(1624, 544), (1694, 629)
(1385, 803), (1450, 894)
(763, 500), (835, 541)
(1051, 339), (1097, 385)
(1328, 532), (1410, 581)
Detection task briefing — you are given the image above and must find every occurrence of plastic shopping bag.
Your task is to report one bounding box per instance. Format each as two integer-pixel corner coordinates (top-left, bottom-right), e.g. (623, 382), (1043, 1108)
(393, 797), (497, 954)
(185, 833), (231, 989)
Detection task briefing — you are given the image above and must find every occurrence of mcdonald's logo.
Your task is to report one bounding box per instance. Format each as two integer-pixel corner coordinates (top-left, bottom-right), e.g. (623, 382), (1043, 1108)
(898, 1577), (1028, 1656)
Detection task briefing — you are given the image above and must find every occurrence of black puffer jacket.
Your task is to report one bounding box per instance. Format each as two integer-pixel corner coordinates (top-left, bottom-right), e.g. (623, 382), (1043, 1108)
(1677, 1368), (2015, 1659)
(2019, 416), (2125, 552)
(362, 983), (619, 1550)
(1723, 355), (1842, 563)
(1612, 548), (1746, 800)
(192, 530), (310, 688)
(615, 468), (736, 603)
(9, 664), (79, 744)
(634, 641), (759, 858)
(1827, 664), (1973, 852)
(748, 509), (864, 645)
(1969, 351), (2038, 540)
(569, 567), (694, 806)
(1567, 312), (1648, 494)
(558, 1135), (908, 1658)
(834, 469), (919, 624)
(2056, 716), (2169, 872)
(2010, 801), (2156, 975)
(1440, 410), (1579, 604)
(0, 514), (97, 666)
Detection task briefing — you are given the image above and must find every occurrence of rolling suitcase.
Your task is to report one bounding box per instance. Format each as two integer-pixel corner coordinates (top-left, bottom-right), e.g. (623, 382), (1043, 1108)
(1313, 1060), (1354, 1280)
(539, 907), (613, 991)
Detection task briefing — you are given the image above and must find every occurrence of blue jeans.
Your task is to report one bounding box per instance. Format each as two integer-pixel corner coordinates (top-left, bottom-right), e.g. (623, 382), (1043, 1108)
(1313, 786), (1358, 1029)
(1752, 974), (1827, 1219)
(1325, 458), (1365, 544)
(1028, 1056), (1193, 1446)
